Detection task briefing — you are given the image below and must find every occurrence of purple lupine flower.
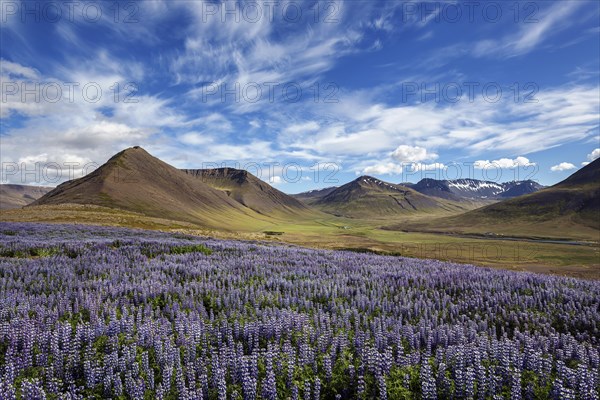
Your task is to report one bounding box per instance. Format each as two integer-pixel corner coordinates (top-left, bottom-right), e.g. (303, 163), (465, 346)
(421, 362), (437, 400)
(0, 222), (598, 399)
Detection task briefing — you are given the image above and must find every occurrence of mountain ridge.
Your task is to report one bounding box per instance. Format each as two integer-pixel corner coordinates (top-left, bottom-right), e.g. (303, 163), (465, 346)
(30, 147), (264, 229)
(405, 178), (544, 201)
(294, 177), (544, 205)
(0, 184), (53, 209)
(311, 175), (467, 218)
(397, 159), (600, 240)
(291, 186), (339, 205)
(182, 167), (313, 217)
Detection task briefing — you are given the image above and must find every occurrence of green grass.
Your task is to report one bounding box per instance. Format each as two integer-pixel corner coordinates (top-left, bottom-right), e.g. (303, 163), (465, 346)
(141, 243), (213, 258)
(0, 246), (63, 258)
(263, 231), (284, 236)
(260, 217), (600, 279)
(2, 204), (598, 279)
(168, 244), (212, 255)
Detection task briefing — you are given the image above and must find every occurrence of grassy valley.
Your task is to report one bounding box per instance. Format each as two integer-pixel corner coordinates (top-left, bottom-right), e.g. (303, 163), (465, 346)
(1, 147), (598, 279)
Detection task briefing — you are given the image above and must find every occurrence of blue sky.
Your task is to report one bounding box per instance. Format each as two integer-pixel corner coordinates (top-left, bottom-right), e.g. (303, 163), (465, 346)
(0, 0), (599, 192)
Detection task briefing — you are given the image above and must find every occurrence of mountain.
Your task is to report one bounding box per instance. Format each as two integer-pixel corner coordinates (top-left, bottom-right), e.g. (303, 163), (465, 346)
(182, 168), (312, 217)
(30, 147), (270, 229)
(0, 184), (53, 209)
(406, 178), (544, 201)
(312, 176), (465, 218)
(402, 159), (600, 240)
(559, 159), (600, 187)
(499, 180), (545, 198)
(291, 186), (338, 205)
(470, 160), (599, 227)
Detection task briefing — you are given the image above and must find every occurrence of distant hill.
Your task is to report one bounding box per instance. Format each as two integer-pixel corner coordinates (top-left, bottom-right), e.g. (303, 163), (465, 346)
(465, 159), (599, 228)
(30, 147), (270, 229)
(0, 184), (53, 209)
(400, 159), (600, 240)
(291, 186), (338, 205)
(182, 168), (312, 217)
(312, 176), (466, 218)
(405, 178), (544, 201)
(499, 180), (545, 198)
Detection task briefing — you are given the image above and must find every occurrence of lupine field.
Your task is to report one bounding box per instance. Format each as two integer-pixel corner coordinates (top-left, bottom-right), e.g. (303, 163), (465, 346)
(0, 223), (598, 399)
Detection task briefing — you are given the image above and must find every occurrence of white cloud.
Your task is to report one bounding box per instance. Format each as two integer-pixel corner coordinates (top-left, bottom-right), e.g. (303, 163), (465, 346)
(417, 31), (434, 41)
(2, 151), (96, 185)
(0, 58), (190, 184)
(1, 2), (598, 188)
(473, 160), (488, 169)
(468, 86), (599, 154)
(472, 2), (585, 58)
(582, 162), (590, 166)
(269, 176), (283, 185)
(360, 161), (445, 176)
(283, 121), (320, 135)
(287, 125), (394, 156)
(0, 59), (39, 79)
(587, 148), (600, 161)
(179, 132), (213, 146)
(550, 162), (577, 172)
(278, 81), (599, 166)
(362, 162), (403, 175)
(474, 157), (536, 169)
(170, 0), (364, 106)
(195, 140), (275, 162)
(183, 113), (233, 133)
(391, 145), (437, 163)
(410, 162), (446, 172)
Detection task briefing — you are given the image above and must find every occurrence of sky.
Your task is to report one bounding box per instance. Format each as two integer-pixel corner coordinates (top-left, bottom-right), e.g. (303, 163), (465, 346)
(0, 0), (599, 193)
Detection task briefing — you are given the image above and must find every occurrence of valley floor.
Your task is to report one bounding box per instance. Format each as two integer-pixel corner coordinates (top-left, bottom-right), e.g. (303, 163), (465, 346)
(2, 204), (599, 279)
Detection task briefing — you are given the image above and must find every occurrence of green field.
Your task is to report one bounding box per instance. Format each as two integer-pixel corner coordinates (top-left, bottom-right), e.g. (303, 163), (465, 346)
(3, 204), (598, 279)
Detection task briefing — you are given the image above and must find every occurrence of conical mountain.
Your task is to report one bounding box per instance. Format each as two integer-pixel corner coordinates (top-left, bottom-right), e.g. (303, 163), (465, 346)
(313, 176), (464, 218)
(31, 147), (260, 228)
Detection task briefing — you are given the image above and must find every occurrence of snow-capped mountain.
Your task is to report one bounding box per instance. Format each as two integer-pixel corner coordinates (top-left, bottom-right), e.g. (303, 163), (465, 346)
(405, 178), (545, 201)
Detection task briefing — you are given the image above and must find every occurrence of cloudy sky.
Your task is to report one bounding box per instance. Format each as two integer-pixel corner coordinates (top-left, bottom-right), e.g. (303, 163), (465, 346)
(1, 0), (599, 192)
